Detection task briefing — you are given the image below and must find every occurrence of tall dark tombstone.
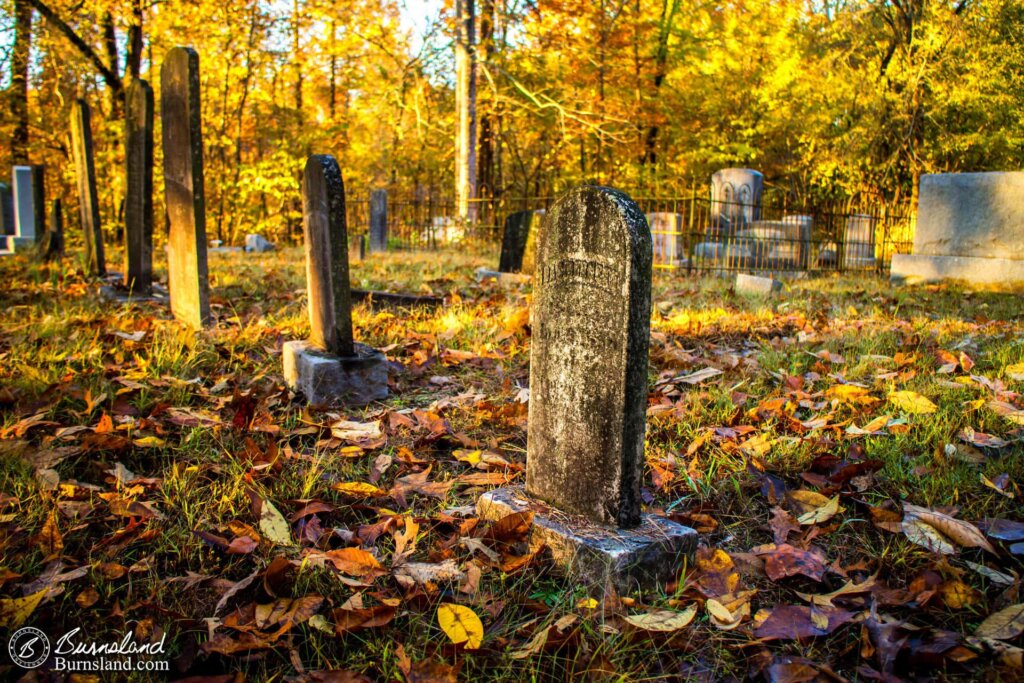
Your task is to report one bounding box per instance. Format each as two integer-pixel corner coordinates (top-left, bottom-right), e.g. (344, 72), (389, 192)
(498, 210), (544, 273)
(70, 100), (106, 276)
(31, 166), (45, 242)
(283, 155), (387, 406)
(161, 47), (211, 328)
(0, 183), (12, 237)
(478, 186), (695, 591)
(124, 78), (154, 294)
(369, 189), (387, 252)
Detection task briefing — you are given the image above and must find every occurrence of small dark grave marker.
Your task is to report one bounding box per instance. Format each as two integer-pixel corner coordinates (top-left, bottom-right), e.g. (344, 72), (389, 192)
(124, 78), (154, 295)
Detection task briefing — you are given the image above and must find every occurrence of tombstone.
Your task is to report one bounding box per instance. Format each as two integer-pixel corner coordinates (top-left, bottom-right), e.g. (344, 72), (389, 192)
(283, 155), (388, 406)
(710, 168), (763, 233)
(782, 214), (813, 270)
(124, 78), (154, 295)
(0, 183), (12, 237)
(31, 166), (46, 242)
(735, 273), (782, 296)
(478, 186), (695, 592)
(646, 212), (685, 267)
(892, 172), (1024, 286)
(498, 210), (544, 273)
(70, 100), (106, 275)
(37, 199), (64, 262)
(843, 214), (877, 270)
(162, 47), (212, 328)
(3, 166), (36, 253)
(369, 189), (387, 252)
(244, 233), (275, 252)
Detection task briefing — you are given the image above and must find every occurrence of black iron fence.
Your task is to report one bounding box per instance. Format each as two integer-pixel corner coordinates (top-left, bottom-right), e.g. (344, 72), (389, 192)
(344, 189), (915, 276)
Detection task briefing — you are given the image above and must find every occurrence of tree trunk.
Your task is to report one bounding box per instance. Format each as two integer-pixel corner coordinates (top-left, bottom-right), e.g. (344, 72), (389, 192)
(9, 0), (32, 164)
(455, 0), (478, 222)
(477, 0), (495, 202)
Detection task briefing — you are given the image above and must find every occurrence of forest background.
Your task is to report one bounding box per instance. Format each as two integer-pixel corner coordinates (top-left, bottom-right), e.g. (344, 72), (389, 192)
(1, 0), (1022, 246)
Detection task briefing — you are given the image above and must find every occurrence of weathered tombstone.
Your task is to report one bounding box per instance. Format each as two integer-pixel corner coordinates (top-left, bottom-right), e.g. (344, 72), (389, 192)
(283, 155), (388, 406)
(710, 168), (763, 232)
(842, 213), (876, 270)
(646, 212), (685, 267)
(478, 186), (695, 592)
(498, 210), (544, 273)
(162, 47), (211, 328)
(369, 189), (387, 252)
(892, 172), (1024, 286)
(4, 166), (36, 252)
(37, 199), (64, 262)
(124, 78), (154, 295)
(70, 100), (106, 275)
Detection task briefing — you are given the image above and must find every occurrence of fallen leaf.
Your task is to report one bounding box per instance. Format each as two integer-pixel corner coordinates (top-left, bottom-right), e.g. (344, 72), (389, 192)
(888, 390), (938, 415)
(437, 603), (483, 649)
(752, 543), (827, 582)
(259, 499), (294, 546)
(623, 605), (697, 632)
(902, 503), (996, 554)
(976, 604), (1024, 641)
(0, 589), (46, 629)
(332, 482), (387, 498)
(753, 605), (856, 641)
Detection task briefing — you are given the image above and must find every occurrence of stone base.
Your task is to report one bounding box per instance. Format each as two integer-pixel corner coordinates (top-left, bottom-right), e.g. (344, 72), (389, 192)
(478, 486), (697, 594)
(735, 273), (783, 295)
(4, 236), (36, 252)
(891, 253), (1024, 287)
(99, 283), (168, 304)
(283, 340), (388, 407)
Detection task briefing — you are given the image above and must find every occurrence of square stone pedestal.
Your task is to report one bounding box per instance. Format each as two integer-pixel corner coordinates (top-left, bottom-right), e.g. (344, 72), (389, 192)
(283, 340), (388, 407)
(478, 486), (697, 594)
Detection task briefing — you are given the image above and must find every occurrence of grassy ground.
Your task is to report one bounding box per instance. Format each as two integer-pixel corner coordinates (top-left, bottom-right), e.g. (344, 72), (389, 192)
(1, 245), (1022, 681)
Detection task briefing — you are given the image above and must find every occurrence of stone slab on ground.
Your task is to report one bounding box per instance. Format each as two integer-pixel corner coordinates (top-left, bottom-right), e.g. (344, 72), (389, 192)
(351, 289), (443, 308)
(478, 486), (697, 594)
(283, 340), (388, 407)
(475, 267), (532, 285)
(891, 253), (1024, 287)
(735, 273), (783, 295)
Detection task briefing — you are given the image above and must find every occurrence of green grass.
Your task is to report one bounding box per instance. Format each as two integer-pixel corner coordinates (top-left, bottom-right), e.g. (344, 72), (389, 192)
(0, 245), (1022, 680)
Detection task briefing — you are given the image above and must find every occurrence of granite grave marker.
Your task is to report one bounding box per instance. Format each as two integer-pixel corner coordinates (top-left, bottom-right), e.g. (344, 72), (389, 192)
(70, 100), (106, 275)
(125, 78), (154, 295)
(891, 172), (1024, 286)
(478, 186), (696, 591)
(162, 47), (211, 328)
(369, 189), (387, 252)
(283, 155), (388, 406)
